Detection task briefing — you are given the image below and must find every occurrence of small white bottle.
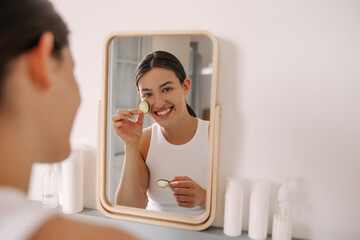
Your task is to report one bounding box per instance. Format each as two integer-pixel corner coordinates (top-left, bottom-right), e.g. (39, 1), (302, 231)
(223, 177), (244, 237)
(272, 181), (292, 240)
(248, 180), (270, 240)
(62, 149), (84, 214)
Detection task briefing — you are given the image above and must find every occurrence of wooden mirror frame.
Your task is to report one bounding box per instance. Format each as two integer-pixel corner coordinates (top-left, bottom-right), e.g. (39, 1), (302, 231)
(97, 30), (220, 230)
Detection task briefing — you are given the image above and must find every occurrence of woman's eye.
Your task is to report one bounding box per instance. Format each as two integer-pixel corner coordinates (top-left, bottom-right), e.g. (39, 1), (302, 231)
(143, 93), (152, 98)
(163, 87), (172, 92)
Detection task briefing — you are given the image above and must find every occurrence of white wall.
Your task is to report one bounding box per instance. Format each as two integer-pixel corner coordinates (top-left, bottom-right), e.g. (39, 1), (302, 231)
(52, 0), (360, 239)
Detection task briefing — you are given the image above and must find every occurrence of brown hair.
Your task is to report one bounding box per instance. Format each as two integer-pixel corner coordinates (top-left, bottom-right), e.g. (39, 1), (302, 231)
(0, 0), (69, 102)
(134, 50), (197, 117)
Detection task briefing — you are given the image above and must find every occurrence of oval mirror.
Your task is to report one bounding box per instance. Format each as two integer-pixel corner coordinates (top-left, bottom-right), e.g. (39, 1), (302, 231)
(97, 30), (220, 230)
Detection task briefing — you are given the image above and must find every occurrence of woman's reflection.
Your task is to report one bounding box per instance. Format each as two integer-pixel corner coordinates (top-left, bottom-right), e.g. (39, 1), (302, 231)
(111, 51), (209, 216)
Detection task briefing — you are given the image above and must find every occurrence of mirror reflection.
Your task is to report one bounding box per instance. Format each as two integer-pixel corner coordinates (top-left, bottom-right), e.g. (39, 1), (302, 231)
(106, 35), (213, 216)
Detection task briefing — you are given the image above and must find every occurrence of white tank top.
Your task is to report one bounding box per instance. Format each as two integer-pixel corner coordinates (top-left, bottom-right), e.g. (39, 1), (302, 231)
(0, 187), (57, 240)
(145, 118), (209, 216)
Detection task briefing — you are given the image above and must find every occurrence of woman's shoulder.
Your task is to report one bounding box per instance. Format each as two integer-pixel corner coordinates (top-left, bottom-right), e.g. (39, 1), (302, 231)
(196, 118), (210, 138)
(196, 118), (210, 129)
(197, 118), (210, 124)
(30, 215), (138, 240)
(0, 187), (57, 240)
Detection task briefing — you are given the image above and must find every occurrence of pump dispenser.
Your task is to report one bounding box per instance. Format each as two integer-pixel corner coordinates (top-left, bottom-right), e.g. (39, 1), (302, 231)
(248, 180), (270, 240)
(272, 180), (292, 240)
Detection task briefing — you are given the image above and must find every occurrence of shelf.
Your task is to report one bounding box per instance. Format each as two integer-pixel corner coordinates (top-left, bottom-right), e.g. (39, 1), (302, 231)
(72, 208), (276, 240)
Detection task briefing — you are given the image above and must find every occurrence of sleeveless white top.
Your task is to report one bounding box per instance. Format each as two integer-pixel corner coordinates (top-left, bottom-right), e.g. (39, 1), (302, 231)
(0, 187), (56, 240)
(145, 118), (209, 216)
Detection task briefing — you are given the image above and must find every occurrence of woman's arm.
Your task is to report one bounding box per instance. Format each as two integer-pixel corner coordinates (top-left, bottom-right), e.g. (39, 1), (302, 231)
(115, 145), (149, 208)
(111, 109), (150, 208)
(114, 126), (151, 208)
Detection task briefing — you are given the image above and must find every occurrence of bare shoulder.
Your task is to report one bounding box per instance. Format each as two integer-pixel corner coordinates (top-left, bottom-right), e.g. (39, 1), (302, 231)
(30, 215), (139, 240)
(139, 126), (152, 161)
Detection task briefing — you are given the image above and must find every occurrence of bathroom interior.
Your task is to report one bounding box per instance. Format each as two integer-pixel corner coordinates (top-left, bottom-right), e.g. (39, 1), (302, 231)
(27, 0), (360, 239)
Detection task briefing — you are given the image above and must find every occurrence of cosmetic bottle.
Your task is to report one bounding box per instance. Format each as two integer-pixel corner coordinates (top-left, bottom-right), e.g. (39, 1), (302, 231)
(272, 181), (292, 240)
(42, 171), (59, 208)
(62, 149), (84, 214)
(248, 180), (270, 240)
(223, 177), (244, 237)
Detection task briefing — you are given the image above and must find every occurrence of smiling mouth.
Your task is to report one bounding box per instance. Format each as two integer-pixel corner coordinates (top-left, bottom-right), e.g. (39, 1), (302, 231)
(155, 107), (174, 116)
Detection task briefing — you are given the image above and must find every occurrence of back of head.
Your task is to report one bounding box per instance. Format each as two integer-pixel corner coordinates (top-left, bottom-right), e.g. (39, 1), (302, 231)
(0, 0), (69, 103)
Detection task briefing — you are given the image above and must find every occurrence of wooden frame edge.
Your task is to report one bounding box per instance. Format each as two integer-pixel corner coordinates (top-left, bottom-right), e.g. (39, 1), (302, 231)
(97, 30), (220, 230)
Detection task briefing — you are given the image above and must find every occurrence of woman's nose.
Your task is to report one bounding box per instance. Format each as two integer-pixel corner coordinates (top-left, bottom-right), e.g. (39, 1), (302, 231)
(152, 94), (166, 108)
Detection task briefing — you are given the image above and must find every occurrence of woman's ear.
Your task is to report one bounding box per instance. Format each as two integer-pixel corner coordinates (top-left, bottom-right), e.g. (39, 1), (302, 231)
(183, 78), (191, 96)
(27, 32), (55, 89)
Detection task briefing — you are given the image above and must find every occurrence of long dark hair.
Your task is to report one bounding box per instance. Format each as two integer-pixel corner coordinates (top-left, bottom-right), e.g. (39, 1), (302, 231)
(0, 0), (69, 102)
(134, 50), (197, 117)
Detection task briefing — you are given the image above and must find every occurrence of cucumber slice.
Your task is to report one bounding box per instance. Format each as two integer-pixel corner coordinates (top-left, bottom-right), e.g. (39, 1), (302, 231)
(156, 179), (170, 188)
(138, 100), (149, 114)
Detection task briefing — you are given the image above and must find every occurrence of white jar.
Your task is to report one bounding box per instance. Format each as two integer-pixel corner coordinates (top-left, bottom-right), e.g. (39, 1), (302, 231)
(248, 180), (270, 240)
(223, 177), (244, 237)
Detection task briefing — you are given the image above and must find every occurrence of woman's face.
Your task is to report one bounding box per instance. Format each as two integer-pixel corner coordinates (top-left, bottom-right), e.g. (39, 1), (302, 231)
(42, 47), (80, 161)
(137, 67), (190, 128)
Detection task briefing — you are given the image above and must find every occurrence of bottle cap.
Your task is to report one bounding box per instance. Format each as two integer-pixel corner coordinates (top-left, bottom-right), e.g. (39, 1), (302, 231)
(278, 185), (290, 201)
(251, 180), (269, 200)
(226, 177), (244, 195)
(62, 148), (83, 165)
(278, 179), (295, 201)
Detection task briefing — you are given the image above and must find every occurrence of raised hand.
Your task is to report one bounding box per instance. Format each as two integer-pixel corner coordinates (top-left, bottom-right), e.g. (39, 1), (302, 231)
(112, 109), (144, 147)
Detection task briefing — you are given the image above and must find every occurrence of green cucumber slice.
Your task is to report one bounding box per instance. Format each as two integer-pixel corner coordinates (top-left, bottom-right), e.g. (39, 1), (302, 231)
(156, 179), (170, 188)
(138, 100), (149, 114)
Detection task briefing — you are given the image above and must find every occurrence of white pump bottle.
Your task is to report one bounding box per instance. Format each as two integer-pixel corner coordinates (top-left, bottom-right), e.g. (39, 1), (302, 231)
(272, 180), (292, 240)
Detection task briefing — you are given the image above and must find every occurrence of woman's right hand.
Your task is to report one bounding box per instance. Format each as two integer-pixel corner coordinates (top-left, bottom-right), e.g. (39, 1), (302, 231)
(112, 109), (144, 147)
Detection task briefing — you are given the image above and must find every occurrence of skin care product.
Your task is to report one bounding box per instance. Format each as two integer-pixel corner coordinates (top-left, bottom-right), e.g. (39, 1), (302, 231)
(272, 181), (292, 240)
(248, 180), (270, 240)
(224, 177), (244, 237)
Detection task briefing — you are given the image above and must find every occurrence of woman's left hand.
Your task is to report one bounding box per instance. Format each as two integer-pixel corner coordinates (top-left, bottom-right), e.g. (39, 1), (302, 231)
(169, 176), (206, 209)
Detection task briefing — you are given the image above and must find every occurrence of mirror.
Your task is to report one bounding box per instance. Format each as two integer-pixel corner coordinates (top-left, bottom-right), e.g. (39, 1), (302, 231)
(98, 31), (220, 230)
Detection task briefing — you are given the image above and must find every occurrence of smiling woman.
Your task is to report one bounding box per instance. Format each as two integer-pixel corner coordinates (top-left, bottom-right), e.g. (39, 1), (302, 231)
(99, 31), (220, 230)
(113, 51), (209, 215)
(135, 51), (197, 118)
(112, 51), (209, 216)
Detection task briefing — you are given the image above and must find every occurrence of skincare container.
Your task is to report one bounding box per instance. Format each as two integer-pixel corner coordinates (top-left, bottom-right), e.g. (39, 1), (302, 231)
(223, 177), (244, 237)
(272, 181), (292, 240)
(42, 172), (59, 208)
(62, 149), (84, 214)
(248, 180), (270, 240)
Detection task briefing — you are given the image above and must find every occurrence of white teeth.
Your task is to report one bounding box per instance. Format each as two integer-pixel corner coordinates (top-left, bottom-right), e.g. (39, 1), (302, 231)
(157, 108), (171, 116)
